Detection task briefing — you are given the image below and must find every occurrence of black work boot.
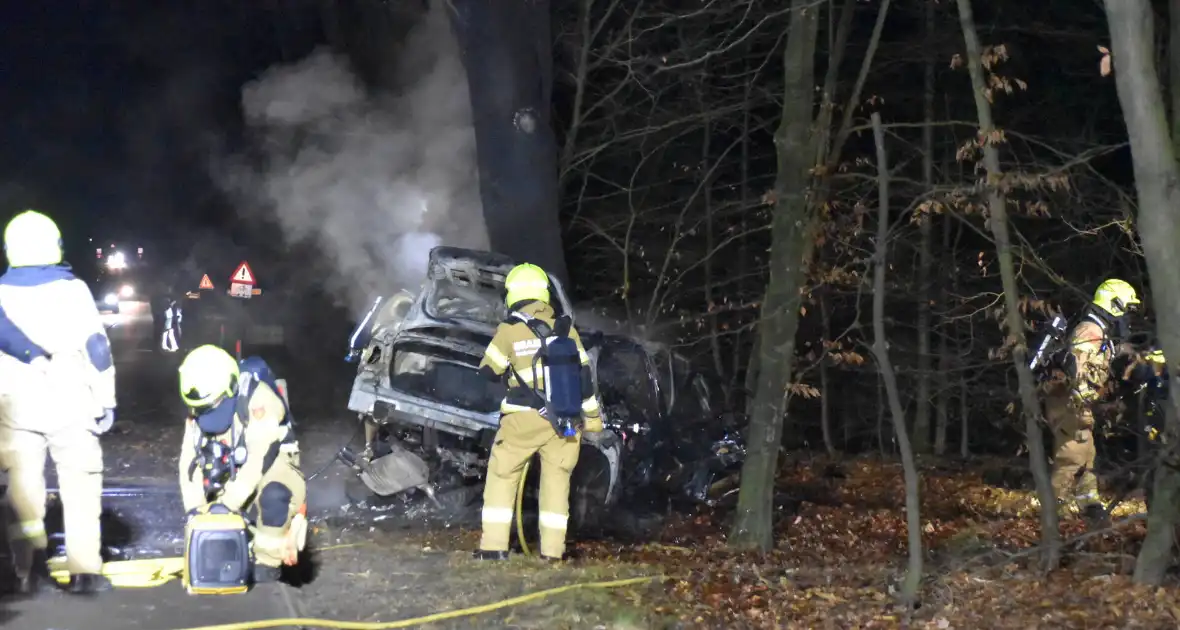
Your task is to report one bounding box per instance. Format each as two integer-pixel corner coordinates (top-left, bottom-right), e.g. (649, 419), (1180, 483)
(66, 573), (112, 595)
(253, 564), (282, 585)
(472, 550), (509, 561)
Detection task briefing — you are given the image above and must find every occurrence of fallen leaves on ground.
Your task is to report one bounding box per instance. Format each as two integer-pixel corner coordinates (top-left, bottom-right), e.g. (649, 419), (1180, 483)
(558, 456), (1171, 629)
(358, 456), (1173, 628)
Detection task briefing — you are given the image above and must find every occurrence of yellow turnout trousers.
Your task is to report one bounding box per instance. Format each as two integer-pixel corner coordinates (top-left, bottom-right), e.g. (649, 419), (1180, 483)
(0, 423), (103, 575)
(480, 410), (580, 558)
(248, 454), (307, 568)
(1045, 393), (1100, 509)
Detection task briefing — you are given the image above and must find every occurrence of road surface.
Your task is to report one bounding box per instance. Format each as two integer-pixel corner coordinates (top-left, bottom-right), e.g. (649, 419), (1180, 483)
(0, 301), (302, 630)
(0, 301), (654, 630)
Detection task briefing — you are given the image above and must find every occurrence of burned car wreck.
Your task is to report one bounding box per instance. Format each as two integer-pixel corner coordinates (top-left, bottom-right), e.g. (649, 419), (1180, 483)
(341, 246), (745, 528)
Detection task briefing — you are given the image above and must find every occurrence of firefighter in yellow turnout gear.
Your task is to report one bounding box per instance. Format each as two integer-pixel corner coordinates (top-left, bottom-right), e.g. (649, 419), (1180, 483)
(177, 345), (307, 583)
(0, 210), (117, 596)
(1044, 279), (1141, 521)
(475, 264), (603, 561)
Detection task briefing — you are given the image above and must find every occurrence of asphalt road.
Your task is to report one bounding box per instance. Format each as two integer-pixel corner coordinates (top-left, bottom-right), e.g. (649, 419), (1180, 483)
(1, 301), (304, 630)
(0, 300), (544, 630)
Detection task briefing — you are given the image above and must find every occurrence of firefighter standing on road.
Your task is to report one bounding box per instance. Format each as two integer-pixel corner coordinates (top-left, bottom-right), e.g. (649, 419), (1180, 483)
(161, 296), (182, 353)
(474, 263), (603, 561)
(0, 210), (117, 595)
(176, 345), (307, 583)
(1045, 278), (1141, 522)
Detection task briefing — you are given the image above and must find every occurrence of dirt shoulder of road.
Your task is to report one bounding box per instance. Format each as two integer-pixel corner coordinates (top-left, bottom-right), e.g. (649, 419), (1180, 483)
(289, 523), (659, 630)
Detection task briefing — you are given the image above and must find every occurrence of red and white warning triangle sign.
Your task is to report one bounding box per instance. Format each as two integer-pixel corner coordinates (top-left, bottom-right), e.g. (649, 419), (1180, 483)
(198, 274), (214, 290)
(230, 261), (256, 286)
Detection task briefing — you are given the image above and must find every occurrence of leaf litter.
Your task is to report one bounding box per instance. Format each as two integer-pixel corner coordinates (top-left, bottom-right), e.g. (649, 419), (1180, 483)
(560, 456), (1175, 628)
(324, 456), (1177, 628)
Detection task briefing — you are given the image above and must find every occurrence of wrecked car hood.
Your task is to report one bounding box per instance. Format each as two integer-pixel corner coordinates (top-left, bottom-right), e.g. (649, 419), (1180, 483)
(390, 246), (578, 339)
(404, 246), (515, 337)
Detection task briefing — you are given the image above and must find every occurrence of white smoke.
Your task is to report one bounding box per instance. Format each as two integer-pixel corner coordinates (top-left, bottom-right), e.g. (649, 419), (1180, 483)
(216, 3), (487, 315)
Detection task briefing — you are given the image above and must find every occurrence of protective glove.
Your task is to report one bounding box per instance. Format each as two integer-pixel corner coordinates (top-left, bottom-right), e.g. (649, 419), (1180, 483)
(94, 408), (115, 435)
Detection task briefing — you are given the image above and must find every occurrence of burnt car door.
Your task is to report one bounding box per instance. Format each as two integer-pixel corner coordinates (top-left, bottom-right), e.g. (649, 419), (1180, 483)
(590, 336), (663, 492)
(650, 351), (746, 502)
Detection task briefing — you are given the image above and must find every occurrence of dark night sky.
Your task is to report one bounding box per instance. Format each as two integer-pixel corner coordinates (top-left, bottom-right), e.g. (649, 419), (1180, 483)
(0, 0), (323, 257)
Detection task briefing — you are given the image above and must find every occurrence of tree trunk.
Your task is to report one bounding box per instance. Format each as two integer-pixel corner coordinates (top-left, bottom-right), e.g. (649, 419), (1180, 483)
(1104, 0), (1180, 586)
(1170, 0), (1180, 154)
(960, 372), (970, 458)
(731, 69), (754, 407)
(448, 0), (568, 283)
(956, 0), (1060, 570)
(914, 0), (936, 454)
(878, 376), (887, 456)
(820, 294), (837, 457)
(935, 216), (953, 455)
(871, 112), (923, 603)
(729, 0), (819, 553)
(701, 98), (725, 378)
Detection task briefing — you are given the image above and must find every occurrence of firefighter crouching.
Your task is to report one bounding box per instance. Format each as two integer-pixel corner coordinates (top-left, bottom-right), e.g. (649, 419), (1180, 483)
(1043, 278), (1141, 522)
(0, 210), (117, 595)
(475, 263), (603, 561)
(177, 345), (307, 583)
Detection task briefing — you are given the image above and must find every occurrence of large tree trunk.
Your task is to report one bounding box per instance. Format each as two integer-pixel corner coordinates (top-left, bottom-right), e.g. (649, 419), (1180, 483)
(871, 112), (923, 603)
(956, 0), (1060, 570)
(729, 0), (819, 553)
(914, 0), (935, 454)
(447, 0), (568, 283)
(1104, 0), (1180, 586)
(1170, 0), (1180, 154)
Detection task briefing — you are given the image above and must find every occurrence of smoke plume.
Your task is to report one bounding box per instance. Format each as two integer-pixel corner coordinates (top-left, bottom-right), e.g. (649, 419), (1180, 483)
(216, 4), (487, 315)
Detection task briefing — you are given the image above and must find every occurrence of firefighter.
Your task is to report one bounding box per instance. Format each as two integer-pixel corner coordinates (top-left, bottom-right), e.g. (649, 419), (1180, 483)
(0, 210), (117, 595)
(161, 296), (181, 353)
(176, 345), (307, 582)
(474, 263), (603, 561)
(1116, 347), (1168, 509)
(1044, 278), (1141, 522)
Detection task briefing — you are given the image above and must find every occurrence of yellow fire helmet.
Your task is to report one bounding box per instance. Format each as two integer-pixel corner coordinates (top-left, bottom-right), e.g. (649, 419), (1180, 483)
(178, 344), (240, 411)
(504, 262), (550, 307)
(4, 210), (63, 268)
(1092, 278), (1140, 318)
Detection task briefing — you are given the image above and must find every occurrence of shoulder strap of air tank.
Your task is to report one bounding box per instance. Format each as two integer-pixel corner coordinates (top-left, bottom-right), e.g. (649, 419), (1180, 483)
(511, 310), (552, 340)
(233, 371), (259, 428)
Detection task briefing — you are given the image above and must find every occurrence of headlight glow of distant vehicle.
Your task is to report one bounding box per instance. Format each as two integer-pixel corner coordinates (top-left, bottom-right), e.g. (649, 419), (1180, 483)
(103, 293), (118, 306)
(106, 251), (127, 271)
(119, 284), (135, 298)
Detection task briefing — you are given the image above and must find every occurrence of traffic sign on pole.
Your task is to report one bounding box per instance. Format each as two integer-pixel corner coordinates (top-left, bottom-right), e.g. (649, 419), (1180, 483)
(230, 261), (256, 286)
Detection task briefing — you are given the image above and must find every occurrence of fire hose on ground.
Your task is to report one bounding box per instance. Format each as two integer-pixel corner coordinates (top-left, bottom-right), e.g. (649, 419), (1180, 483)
(47, 554), (659, 630)
(40, 459), (656, 629)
